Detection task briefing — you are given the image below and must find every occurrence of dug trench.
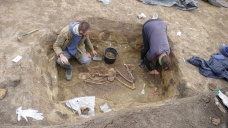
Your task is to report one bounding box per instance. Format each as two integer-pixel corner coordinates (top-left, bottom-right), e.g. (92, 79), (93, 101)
(41, 17), (189, 121)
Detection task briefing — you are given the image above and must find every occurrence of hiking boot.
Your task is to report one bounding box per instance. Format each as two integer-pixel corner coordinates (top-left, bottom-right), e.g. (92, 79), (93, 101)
(66, 69), (72, 81)
(139, 60), (145, 69)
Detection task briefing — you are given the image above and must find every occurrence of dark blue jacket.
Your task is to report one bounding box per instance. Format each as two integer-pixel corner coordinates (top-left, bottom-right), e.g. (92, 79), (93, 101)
(187, 53), (228, 81)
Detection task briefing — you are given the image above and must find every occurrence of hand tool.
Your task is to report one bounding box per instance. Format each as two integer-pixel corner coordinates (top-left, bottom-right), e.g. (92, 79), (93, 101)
(17, 29), (39, 42)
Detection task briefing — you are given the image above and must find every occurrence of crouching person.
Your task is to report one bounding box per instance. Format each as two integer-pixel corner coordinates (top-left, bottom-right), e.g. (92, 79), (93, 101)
(53, 21), (97, 80)
(140, 19), (171, 75)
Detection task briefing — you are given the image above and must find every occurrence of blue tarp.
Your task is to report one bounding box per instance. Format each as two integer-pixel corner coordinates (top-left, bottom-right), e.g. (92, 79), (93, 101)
(140, 0), (199, 10)
(140, 0), (227, 11)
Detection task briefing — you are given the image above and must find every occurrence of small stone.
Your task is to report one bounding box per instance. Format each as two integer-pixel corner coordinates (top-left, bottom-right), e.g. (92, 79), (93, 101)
(9, 76), (21, 87)
(0, 89), (7, 100)
(208, 83), (216, 91)
(202, 95), (211, 103)
(211, 117), (220, 125)
(78, 73), (87, 80)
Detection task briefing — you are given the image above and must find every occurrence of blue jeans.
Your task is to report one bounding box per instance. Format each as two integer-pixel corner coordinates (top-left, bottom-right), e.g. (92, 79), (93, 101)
(57, 50), (91, 70)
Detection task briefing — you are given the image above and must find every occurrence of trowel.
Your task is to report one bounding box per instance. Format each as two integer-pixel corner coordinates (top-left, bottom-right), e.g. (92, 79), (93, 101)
(141, 84), (146, 95)
(92, 56), (102, 61)
(17, 29), (39, 42)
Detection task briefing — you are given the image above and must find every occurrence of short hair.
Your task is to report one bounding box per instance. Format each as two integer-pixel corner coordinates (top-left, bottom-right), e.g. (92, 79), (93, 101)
(162, 55), (171, 71)
(78, 22), (91, 33)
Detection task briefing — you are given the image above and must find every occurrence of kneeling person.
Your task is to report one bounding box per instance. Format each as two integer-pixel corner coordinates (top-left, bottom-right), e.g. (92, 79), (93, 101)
(53, 21), (97, 80)
(140, 19), (171, 75)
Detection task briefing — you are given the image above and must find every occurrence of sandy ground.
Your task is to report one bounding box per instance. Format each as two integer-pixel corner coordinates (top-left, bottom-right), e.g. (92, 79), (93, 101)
(0, 0), (228, 127)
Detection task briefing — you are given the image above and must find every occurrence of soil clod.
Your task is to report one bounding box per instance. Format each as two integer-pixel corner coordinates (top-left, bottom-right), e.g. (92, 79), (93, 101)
(106, 52), (115, 59)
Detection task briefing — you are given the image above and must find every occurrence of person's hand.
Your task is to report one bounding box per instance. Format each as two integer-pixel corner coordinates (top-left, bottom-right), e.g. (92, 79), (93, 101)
(148, 70), (160, 75)
(60, 54), (68, 64)
(92, 50), (97, 56)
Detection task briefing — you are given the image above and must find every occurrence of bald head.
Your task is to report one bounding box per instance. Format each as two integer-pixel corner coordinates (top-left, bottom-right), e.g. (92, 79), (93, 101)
(78, 22), (91, 35)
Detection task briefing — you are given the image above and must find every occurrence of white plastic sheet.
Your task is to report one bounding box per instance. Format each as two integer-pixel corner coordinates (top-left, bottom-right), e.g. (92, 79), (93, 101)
(177, 31), (182, 36)
(12, 55), (22, 62)
(100, 103), (112, 113)
(99, 0), (110, 5)
(152, 13), (158, 19)
(137, 13), (147, 19)
(66, 96), (95, 118)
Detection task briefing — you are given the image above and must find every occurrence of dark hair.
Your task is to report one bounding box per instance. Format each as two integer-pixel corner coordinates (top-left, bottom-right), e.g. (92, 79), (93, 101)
(162, 55), (171, 71)
(78, 22), (91, 33)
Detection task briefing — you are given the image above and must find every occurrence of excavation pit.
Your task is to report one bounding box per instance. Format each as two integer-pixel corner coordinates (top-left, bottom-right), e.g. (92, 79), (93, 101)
(55, 18), (183, 117)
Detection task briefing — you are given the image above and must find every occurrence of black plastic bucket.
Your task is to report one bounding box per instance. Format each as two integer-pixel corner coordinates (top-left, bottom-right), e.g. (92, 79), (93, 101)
(104, 47), (118, 64)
